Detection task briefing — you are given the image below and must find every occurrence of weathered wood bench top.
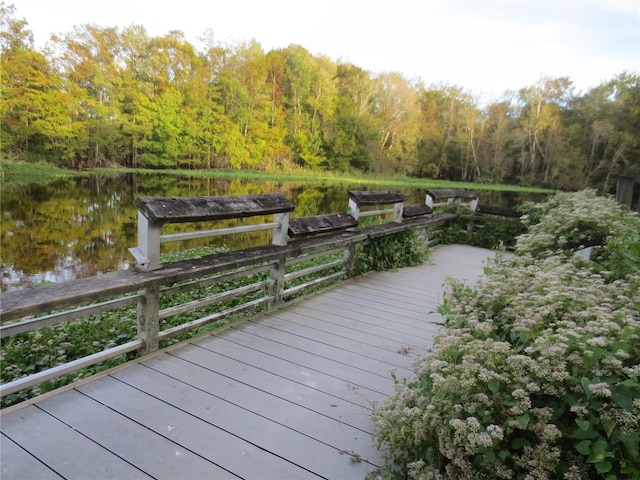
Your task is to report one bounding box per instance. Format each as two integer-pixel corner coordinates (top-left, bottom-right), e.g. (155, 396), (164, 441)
(347, 190), (407, 206)
(288, 213), (358, 237)
(426, 189), (479, 200)
(402, 203), (433, 218)
(135, 193), (295, 225)
(476, 204), (520, 217)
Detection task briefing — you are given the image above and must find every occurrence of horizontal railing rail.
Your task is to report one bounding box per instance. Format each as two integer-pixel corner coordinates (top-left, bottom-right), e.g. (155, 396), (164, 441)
(1, 189), (520, 401)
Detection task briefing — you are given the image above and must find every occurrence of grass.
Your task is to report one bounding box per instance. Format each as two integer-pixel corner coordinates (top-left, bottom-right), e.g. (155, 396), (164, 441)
(1, 160), (88, 184)
(2, 159), (554, 194)
(91, 167), (554, 194)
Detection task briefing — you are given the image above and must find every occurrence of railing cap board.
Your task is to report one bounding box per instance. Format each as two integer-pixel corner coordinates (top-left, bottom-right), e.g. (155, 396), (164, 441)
(347, 190), (407, 206)
(402, 203), (433, 218)
(3, 213), (461, 323)
(426, 189), (479, 200)
(135, 193), (295, 225)
(288, 213), (358, 237)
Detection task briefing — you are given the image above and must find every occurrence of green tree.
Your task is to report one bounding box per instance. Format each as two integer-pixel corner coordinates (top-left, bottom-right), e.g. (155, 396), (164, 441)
(514, 77), (574, 186)
(566, 72), (640, 192)
(329, 63), (378, 171)
(0, 3), (75, 163)
(371, 72), (421, 174)
(416, 84), (469, 179)
(481, 98), (518, 183)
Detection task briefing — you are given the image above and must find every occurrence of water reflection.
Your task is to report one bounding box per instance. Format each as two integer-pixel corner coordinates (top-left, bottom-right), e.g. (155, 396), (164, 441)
(0, 174), (545, 291)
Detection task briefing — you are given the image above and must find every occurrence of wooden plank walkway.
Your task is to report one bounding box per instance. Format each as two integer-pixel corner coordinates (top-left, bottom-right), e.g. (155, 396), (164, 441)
(1, 245), (498, 480)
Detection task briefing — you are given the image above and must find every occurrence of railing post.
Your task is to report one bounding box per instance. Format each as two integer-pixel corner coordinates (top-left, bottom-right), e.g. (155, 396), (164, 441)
(272, 212), (290, 246)
(269, 257), (286, 308)
(393, 201), (404, 223)
(425, 193), (433, 209)
(348, 197), (360, 224)
(137, 284), (159, 355)
(344, 244), (357, 277)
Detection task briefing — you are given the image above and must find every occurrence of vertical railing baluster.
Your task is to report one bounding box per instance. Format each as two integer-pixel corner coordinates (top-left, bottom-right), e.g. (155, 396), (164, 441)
(137, 284), (159, 355)
(269, 257), (286, 308)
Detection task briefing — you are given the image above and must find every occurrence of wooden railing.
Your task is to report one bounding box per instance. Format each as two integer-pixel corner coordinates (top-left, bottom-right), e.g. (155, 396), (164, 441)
(0, 189), (515, 399)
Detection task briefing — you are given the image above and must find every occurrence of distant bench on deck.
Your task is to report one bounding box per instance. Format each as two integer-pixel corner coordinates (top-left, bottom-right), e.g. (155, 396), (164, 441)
(130, 193), (295, 270)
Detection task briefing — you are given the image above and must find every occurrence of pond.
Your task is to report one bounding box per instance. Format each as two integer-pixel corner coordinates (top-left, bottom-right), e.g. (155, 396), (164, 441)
(0, 173), (545, 291)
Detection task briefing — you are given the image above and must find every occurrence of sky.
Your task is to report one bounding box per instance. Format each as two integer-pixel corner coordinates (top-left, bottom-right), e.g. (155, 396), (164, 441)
(9, 0), (640, 101)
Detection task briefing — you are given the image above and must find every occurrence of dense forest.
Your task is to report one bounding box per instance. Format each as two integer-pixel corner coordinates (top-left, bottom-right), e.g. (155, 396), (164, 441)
(1, 3), (639, 191)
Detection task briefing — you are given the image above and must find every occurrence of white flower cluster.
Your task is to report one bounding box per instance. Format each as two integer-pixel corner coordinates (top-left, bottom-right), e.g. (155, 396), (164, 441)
(371, 190), (640, 480)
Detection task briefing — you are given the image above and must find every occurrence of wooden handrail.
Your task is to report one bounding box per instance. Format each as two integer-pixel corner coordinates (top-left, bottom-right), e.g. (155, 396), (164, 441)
(1, 188), (514, 400)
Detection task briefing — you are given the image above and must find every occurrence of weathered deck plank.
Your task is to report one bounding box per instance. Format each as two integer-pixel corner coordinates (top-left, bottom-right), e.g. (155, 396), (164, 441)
(37, 390), (239, 480)
(1, 245), (497, 480)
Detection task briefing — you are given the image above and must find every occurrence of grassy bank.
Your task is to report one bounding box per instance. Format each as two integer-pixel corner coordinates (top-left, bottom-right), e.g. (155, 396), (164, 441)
(1, 159), (554, 194)
(93, 167), (554, 194)
(1, 160), (88, 184)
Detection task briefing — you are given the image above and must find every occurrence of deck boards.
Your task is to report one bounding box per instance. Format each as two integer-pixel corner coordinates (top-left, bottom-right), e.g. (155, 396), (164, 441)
(1, 245), (497, 480)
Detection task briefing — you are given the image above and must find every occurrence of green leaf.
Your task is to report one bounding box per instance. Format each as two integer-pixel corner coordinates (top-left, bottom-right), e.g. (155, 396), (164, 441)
(595, 460), (613, 474)
(515, 414), (530, 430)
(591, 438), (610, 455)
(575, 440), (591, 455)
(576, 418), (592, 431)
(611, 385), (634, 410)
(602, 419), (617, 438)
(581, 377), (594, 399)
(621, 432), (640, 461)
(571, 420), (599, 440)
(512, 437), (530, 449)
(488, 379), (501, 395)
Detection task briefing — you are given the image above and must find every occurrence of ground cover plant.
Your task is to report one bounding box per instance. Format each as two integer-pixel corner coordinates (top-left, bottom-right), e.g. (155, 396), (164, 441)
(1, 227), (428, 407)
(437, 211), (526, 249)
(353, 230), (428, 275)
(370, 189), (640, 480)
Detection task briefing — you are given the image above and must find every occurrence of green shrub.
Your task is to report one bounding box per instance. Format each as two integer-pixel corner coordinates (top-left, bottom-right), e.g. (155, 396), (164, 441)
(353, 230), (428, 275)
(517, 189), (640, 280)
(438, 214), (526, 249)
(370, 190), (640, 480)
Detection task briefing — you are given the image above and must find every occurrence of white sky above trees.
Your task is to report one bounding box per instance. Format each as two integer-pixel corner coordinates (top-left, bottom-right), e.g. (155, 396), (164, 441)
(11, 0), (640, 101)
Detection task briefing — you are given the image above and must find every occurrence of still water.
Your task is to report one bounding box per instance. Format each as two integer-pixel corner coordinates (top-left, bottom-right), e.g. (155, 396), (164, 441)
(1, 173), (541, 291)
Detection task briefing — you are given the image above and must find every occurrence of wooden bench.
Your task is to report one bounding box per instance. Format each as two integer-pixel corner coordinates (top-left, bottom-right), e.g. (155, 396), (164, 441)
(347, 190), (408, 224)
(476, 204), (520, 218)
(426, 189), (479, 211)
(288, 213), (358, 238)
(402, 203), (433, 218)
(130, 193), (295, 270)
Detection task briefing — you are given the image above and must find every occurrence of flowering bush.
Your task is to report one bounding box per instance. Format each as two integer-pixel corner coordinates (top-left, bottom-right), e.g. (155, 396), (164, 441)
(370, 190), (640, 480)
(517, 189), (640, 280)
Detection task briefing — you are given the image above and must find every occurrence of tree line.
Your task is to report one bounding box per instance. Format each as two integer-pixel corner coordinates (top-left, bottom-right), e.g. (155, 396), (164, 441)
(1, 3), (638, 191)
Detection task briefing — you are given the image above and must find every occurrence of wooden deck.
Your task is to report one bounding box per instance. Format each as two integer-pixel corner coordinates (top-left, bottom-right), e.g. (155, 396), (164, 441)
(1, 245), (498, 480)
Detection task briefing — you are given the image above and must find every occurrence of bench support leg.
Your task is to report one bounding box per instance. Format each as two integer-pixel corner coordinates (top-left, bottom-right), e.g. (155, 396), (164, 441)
(272, 212), (290, 246)
(393, 201), (404, 223)
(130, 212), (161, 270)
